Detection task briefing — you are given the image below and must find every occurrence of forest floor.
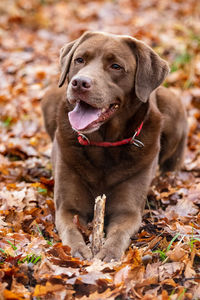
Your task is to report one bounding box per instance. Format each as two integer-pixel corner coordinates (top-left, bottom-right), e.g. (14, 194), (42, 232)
(0, 0), (200, 299)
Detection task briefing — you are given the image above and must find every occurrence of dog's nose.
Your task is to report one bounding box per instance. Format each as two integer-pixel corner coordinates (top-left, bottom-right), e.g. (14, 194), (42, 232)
(71, 76), (92, 91)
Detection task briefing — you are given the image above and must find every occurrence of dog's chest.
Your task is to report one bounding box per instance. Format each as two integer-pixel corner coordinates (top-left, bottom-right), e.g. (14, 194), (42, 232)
(83, 146), (132, 167)
(77, 145), (138, 186)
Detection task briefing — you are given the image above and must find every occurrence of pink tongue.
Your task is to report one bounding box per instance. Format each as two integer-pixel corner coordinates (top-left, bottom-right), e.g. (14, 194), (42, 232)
(68, 102), (101, 131)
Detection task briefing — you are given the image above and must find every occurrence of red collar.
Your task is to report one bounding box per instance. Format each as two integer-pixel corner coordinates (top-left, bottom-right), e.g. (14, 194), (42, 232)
(77, 122), (144, 147)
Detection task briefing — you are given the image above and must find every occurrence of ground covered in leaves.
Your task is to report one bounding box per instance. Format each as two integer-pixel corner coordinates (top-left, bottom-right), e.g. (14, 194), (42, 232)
(0, 0), (200, 299)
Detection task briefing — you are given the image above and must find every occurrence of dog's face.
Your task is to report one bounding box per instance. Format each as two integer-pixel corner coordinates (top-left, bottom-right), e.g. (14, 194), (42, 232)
(59, 32), (169, 133)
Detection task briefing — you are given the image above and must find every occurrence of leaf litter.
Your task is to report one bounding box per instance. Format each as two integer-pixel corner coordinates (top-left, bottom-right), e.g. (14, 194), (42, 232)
(0, 0), (200, 299)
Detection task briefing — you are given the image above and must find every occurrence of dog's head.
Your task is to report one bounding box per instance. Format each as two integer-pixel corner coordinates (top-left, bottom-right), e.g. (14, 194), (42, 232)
(59, 31), (169, 133)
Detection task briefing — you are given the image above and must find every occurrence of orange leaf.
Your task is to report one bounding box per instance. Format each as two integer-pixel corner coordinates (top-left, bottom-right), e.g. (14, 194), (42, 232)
(4, 289), (26, 300)
(33, 282), (65, 297)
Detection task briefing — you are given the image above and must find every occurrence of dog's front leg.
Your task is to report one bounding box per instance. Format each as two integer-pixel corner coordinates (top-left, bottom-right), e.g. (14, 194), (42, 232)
(53, 144), (93, 260)
(95, 210), (142, 262)
(95, 174), (150, 262)
(55, 207), (92, 260)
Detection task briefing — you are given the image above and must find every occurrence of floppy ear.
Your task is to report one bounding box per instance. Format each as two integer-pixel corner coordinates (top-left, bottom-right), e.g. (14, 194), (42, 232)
(126, 37), (169, 102)
(58, 31), (93, 87)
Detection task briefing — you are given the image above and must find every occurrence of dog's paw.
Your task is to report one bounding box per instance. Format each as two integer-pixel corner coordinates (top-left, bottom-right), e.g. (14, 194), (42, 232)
(71, 242), (92, 260)
(95, 247), (123, 262)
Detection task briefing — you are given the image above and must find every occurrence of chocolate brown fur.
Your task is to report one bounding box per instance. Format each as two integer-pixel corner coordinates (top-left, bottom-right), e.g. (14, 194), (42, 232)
(42, 31), (187, 261)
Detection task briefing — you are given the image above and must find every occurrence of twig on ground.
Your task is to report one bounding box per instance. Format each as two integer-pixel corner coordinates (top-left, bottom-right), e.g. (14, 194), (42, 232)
(92, 194), (106, 256)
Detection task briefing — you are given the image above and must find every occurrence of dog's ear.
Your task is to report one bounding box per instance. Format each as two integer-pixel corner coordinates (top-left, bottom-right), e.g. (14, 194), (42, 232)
(58, 31), (93, 87)
(126, 37), (169, 102)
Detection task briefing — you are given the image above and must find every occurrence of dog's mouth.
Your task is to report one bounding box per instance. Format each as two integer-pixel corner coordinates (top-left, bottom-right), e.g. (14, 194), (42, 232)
(68, 100), (119, 132)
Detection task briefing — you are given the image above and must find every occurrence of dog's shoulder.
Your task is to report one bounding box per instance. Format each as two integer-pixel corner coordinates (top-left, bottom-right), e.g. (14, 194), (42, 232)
(41, 84), (67, 140)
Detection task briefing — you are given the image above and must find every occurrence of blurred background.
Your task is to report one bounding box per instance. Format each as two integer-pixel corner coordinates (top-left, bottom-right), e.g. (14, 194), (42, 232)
(0, 0), (200, 88)
(0, 0), (199, 162)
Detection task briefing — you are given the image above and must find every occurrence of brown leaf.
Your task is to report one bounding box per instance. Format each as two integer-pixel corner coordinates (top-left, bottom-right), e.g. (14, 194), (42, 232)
(184, 260), (196, 278)
(114, 265), (131, 285)
(166, 198), (199, 217)
(145, 236), (162, 251)
(167, 246), (188, 262)
(158, 262), (184, 281)
(73, 214), (91, 243)
(79, 287), (122, 300)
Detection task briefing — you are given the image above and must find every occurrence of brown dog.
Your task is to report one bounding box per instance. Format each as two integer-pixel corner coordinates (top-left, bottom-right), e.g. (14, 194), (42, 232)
(42, 31), (187, 261)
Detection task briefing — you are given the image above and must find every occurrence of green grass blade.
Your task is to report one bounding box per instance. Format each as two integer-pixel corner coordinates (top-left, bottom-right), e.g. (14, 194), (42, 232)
(36, 223), (53, 246)
(6, 240), (17, 250)
(33, 255), (41, 264)
(166, 233), (180, 252)
(30, 254), (36, 263)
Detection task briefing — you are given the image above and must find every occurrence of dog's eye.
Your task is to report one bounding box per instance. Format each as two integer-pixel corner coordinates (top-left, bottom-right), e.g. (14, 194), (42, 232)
(75, 57), (84, 64)
(111, 63), (122, 70)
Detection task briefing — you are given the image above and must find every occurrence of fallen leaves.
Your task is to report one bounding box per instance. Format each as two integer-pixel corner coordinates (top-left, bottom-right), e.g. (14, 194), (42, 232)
(166, 198), (199, 218)
(0, 0), (200, 299)
(33, 281), (66, 297)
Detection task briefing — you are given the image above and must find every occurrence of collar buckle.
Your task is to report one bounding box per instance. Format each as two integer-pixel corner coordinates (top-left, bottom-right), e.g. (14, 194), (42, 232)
(130, 131), (144, 148)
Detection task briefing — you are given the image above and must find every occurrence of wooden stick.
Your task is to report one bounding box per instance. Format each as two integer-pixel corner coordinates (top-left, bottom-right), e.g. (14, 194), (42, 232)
(91, 194), (106, 256)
